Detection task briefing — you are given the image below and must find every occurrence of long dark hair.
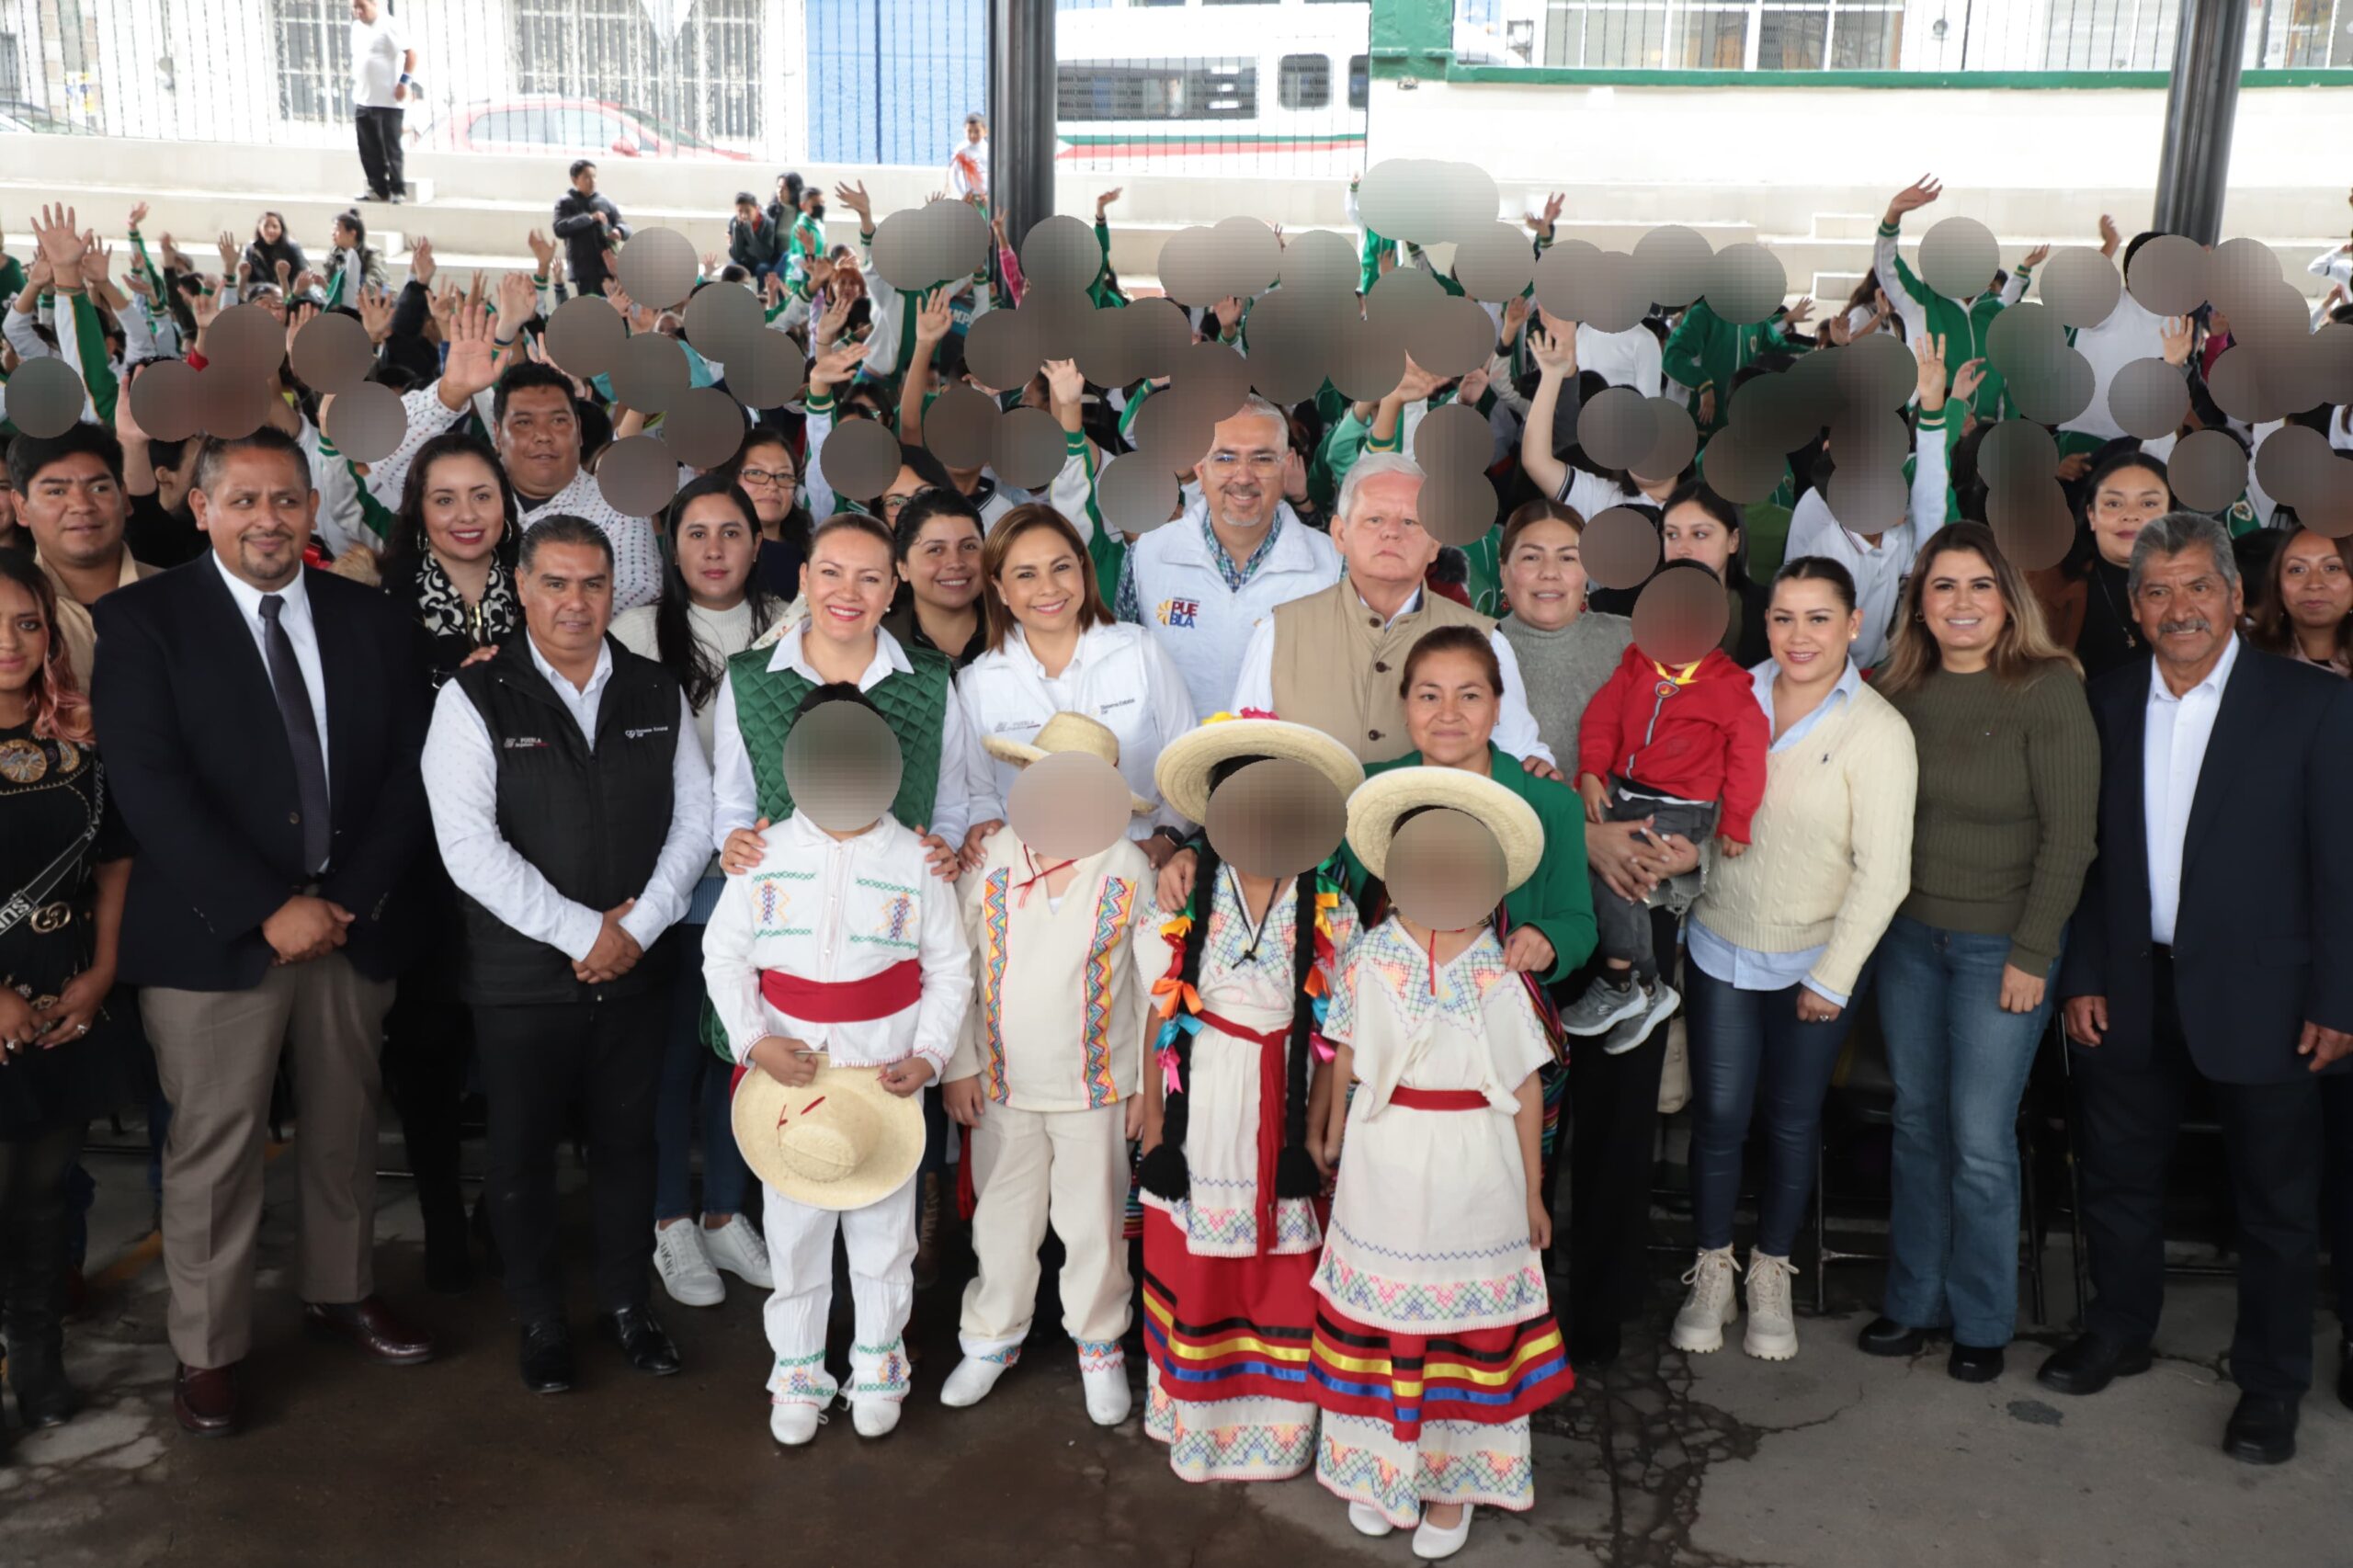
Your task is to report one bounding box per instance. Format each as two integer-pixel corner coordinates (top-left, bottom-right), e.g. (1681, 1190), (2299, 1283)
(655, 472), (780, 710)
(0, 550), (90, 743)
(386, 432), (521, 574)
(1137, 756), (1324, 1207)
(2248, 522), (2353, 670)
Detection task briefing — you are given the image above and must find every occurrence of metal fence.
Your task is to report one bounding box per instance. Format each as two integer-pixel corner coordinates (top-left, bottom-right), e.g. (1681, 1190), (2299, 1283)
(1450, 0), (2352, 71)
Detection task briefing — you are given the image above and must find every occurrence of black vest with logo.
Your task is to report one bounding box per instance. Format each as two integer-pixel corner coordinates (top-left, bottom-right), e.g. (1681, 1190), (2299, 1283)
(451, 635), (683, 1006)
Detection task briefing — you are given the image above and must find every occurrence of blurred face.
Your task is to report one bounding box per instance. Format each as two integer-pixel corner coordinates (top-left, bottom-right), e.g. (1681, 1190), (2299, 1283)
(21, 454), (126, 571)
(1403, 646), (1498, 768)
(0, 470), (16, 539)
(1335, 472), (1436, 592)
(0, 577), (47, 704)
(260, 213), (284, 244)
(350, 0), (378, 21)
(735, 202), (758, 226)
(517, 540), (613, 665)
(1917, 548), (2006, 666)
(2090, 463), (2169, 568)
(675, 494), (756, 609)
(2278, 530), (2353, 633)
(995, 523), (1088, 638)
(418, 452), (506, 566)
(967, 119), (985, 144)
(335, 219), (358, 250)
(801, 528), (894, 647)
(900, 514), (983, 612)
(734, 441), (798, 527)
(193, 449), (316, 591)
(1199, 410), (1287, 532)
(574, 165), (598, 197)
(2133, 546), (2242, 676)
(1501, 517), (1587, 631)
(1662, 501), (1737, 577)
(1767, 576), (1860, 681)
(496, 385), (581, 499)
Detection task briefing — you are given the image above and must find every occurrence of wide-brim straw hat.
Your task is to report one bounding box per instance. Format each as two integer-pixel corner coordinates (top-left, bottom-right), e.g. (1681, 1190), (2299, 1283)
(1154, 713), (1366, 825)
(1345, 765), (1545, 895)
(983, 711), (1152, 813)
(733, 1054), (925, 1211)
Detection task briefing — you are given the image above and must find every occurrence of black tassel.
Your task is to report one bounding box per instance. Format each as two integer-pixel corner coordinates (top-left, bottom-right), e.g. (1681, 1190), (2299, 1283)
(1138, 1140), (1190, 1201)
(1273, 1144), (1322, 1200)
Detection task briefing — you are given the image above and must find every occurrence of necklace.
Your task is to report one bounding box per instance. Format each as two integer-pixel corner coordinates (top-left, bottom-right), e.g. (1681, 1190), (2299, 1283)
(2093, 567), (2138, 651)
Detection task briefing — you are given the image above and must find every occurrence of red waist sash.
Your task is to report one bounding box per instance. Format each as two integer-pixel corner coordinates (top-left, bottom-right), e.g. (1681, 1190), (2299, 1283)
(1390, 1087), (1490, 1112)
(759, 959), (923, 1024)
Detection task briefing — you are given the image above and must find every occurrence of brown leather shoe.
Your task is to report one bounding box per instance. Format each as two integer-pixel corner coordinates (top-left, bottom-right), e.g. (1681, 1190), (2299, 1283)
(302, 1296), (436, 1366)
(174, 1363), (239, 1437)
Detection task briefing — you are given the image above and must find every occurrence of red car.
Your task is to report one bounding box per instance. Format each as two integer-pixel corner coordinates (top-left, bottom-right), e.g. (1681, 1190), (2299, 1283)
(411, 97), (752, 160)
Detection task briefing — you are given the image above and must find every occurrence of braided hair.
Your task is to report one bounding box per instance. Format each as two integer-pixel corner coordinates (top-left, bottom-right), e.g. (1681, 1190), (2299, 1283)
(1136, 756), (1325, 1206)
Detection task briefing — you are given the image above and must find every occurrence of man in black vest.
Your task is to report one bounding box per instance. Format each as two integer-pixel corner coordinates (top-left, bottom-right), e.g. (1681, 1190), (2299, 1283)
(422, 515), (712, 1393)
(92, 426), (434, 1437)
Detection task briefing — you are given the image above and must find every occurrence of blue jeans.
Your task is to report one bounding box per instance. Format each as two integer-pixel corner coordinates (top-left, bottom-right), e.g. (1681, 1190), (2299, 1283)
(1875, 915), (2056, 1347)
(1684, 963), (1859, 1257)
(654, 903), (753, 1221)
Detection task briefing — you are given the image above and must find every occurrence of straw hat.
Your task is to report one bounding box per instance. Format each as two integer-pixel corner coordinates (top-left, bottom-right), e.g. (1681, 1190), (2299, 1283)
(983, 711), (1152, 813)
(1154, 713), (1366, 824)
(733, 1054), (925, 1211)
(1344, 766), (1545, 895)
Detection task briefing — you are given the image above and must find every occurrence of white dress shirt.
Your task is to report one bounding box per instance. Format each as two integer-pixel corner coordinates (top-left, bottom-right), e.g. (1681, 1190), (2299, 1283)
(710, 621), (981, 853)
(423, 635), (714, 960)
(214, 554), (332, 797)
(2143, 632), (2241, 947)
(1226, 588), (1558, 767)
(957, 620), (1200, 838)
(700, 812), (973, 1072)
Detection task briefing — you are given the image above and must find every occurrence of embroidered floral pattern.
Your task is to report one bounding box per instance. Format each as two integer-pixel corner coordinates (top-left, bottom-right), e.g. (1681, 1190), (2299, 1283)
(848, 1338), (911, 1401)
(1348, 922), (1513, 1036)
(1313, 1252), (1549, 1327)
(768, 1351), (837, 1406)
(1314, 1428), (1533, 1525)
(1080, 876), (1136, 1108)
(1074, 1338), (1126, 1373)
(981, 868), (1011, 1100)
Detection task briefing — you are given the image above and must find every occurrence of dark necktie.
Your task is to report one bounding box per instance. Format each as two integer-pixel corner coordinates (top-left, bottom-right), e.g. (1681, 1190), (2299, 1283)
(260, 593), (332, 873)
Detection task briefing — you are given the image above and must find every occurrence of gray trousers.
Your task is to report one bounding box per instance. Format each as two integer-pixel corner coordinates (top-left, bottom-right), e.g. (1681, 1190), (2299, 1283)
(1590, 782), (1716, 982)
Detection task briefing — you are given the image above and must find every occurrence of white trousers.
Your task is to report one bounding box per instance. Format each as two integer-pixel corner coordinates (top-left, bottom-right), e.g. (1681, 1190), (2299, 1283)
(762, 1171), (916, 1406)
(958, 1100), (1132, 1366)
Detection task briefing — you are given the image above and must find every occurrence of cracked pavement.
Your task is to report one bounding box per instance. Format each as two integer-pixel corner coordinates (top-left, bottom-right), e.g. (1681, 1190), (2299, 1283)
(2, 1142), (2346, 1568)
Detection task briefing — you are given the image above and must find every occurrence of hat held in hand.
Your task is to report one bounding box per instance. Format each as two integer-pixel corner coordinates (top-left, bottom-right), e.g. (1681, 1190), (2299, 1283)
(733, 1053), (925, 1211)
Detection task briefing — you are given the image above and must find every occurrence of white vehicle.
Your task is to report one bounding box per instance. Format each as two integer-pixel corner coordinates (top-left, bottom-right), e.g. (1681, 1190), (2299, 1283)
(1053, 0), (1370, 178)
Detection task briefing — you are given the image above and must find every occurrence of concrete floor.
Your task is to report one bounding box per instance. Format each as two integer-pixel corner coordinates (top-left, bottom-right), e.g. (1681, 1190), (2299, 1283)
(3, 1138), (2347, 1568)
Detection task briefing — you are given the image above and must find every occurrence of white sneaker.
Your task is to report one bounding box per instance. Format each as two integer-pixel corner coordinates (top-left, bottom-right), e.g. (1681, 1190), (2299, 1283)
(1348, 1503), (1396, 1538)
(701, 1214), (773, 1289)
(769, 1403), (820, 1446)
(653, 1221), (724, 1308)
(1412, 1506), (1473, 1561)
(850, 1398), (901, 1438)
(940, 1352), (1016, 1408)
(1669, 1245), (1741, 1353)
(1743, 1250), (1800, 1361)
(1082, 1363), (1132, 1426)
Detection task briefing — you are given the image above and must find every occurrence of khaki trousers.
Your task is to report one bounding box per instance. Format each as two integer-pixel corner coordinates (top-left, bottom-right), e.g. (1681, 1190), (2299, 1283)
(144, 955), (395, 1369)
(958, 1100), (1132, 1358)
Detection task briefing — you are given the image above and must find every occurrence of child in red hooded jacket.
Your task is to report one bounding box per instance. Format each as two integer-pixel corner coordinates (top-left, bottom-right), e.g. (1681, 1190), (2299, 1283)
(1563, 562), (1769, 1046)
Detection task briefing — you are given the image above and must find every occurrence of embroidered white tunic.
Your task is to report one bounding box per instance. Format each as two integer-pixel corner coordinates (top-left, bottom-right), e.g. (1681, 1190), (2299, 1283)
(701, 812), (972, 1074)
(1314, 919), (1553, 1335)
(1132, 868), (1358, 1259)
(945, 831), (1154, 1112)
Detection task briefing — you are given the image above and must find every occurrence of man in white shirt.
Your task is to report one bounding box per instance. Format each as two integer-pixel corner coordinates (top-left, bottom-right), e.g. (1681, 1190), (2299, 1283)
(349, 0), (413, 205)
(423, 515), (713, 1397)
(364, 306), (666, 610)
(2053, 510), (2353, 1466)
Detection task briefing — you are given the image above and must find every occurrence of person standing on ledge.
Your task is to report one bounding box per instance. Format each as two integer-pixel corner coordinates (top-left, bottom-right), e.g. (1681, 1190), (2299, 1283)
(349, 0), (414, 206)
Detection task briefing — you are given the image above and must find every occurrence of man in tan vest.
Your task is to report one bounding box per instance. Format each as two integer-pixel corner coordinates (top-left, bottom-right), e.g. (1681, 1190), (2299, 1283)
(1230, 453), (1559, 770)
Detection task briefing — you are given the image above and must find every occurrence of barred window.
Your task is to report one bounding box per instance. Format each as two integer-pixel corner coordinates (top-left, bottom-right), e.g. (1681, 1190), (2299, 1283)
(270, 0), (353, 125)
(509, 0), (760, 147)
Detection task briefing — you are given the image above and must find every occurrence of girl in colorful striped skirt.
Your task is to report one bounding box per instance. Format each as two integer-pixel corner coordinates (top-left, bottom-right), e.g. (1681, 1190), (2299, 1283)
(1134, 716), (1366, 1484)
(1312, 766), (1575, 1560)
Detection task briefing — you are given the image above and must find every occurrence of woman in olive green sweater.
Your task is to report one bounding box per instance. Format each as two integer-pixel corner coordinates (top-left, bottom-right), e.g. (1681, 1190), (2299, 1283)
(1860, 522), (2099, 1383)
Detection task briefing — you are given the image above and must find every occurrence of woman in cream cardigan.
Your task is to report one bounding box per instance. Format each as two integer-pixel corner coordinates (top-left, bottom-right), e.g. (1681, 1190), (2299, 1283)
(1666, 558), (1918, 1363)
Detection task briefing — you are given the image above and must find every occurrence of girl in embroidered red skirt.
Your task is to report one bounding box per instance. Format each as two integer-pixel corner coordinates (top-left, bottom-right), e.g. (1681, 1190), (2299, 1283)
(1310, 767), (1575, 1558)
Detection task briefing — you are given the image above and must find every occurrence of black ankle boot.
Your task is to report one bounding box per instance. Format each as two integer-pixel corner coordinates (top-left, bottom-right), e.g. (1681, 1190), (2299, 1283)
(7, 1346), (82, 1429)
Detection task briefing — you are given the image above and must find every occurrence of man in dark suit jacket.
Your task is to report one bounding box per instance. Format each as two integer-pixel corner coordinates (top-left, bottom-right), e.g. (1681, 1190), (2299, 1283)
(2047, 511), (2353, 1466)
(92, 426), (437, 1437)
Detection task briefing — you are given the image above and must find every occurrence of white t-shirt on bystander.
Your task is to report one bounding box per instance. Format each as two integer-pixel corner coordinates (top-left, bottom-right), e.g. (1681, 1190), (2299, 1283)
(352, 11), (407, 110)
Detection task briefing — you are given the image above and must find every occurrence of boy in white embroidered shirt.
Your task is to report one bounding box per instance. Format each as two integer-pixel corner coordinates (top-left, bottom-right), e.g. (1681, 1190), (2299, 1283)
(937, 714), (1154, 1426)
(701, 686), (974, 1448)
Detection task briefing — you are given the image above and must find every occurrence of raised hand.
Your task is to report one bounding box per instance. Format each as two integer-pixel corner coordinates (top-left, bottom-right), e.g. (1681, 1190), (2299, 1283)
(1884, 175), (1942, 223)
(2160, 313), (2195, 367)
(527, 227), (554, 272)
(216, 229), (238, 273)
(495, 268), (538, 329)
(1528, 320), (1579, 378)
(2020, 243), (2052, 270)
(1094, 187), (1122, 217)
(2097, 213), (2122, 256)
(1784, 295), (1814, 328)
(357, 284), (395, 345)
(811, 339), (865, 392)
(1914, 330), (1949, 411)
(914, 285), (954, 347)
(438, 300), (503, 408)
(409, 233), (437, 288)
(833, 180), (873, 227)
(1950, 356), (1987, 408)
(128, 200), (149, 231)
(1042, 356), (1085, 409)
(33, 205), (87, 278)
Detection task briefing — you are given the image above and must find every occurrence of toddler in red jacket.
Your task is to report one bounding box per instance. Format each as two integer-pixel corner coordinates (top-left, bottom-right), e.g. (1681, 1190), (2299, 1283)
(1564, 611), (1768, 1046)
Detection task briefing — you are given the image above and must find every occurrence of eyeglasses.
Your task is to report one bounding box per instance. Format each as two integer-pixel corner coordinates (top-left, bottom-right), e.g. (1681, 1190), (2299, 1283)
(738, 467), (795, 490)
(881, 494), (916, 518)
(1206, 453), (1284, 474)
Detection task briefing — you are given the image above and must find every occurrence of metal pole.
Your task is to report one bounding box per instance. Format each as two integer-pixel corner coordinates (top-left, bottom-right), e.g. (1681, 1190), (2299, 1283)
(990, 0), (1057, 248)
(2151, 0), (2247, 244)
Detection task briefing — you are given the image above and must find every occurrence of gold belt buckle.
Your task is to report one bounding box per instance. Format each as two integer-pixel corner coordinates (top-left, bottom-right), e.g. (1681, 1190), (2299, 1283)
(28, 902), (71, 935)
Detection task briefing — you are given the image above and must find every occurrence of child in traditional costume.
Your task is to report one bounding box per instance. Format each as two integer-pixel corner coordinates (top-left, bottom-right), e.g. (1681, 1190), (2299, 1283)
(938, 713), (1154, 1425)
(703, 685), (974, 1447)
(1134, 715), (1366, 1484)
(1312, 766), (1575, 1560)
